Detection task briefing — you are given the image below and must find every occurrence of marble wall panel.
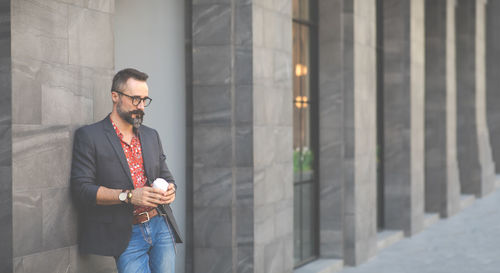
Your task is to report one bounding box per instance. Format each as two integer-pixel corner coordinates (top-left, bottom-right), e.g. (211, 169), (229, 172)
(381, 0), (425, 236)
(456, 0), (495, 197)
(341, 0), (378, 266)
(68, 5), (113, 68)
(12, 125), (72, 191)
(16, 247), (70, 273)
(193, 125), (233, 167)
(69, 246), (117, 273)
(193, 46), (231, 85)
(11, 0), (68, 64)
(193, 4), (231, 46)
(11, 0), (116, 271)
(318, 0), (344, 260)
(192, 85), (232, 125)
(193, 247), (232, 273)
(11, 57), (43, 124)
(0, 1), (11, 270)
(42, 188), (78, 250)
(13, 190), (43, 257)
(486, 0), (500, 171)
(424, 0), (461, 217)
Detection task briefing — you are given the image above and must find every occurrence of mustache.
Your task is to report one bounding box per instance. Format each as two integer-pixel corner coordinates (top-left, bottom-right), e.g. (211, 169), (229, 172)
(129, 109), (145, 117)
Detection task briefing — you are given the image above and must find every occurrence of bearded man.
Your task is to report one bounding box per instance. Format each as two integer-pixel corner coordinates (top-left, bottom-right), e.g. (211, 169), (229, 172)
(71, 68), (182, 273)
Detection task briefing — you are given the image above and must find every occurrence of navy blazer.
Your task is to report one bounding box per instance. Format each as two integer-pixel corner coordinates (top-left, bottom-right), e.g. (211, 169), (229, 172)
(71, 115), (183, 257)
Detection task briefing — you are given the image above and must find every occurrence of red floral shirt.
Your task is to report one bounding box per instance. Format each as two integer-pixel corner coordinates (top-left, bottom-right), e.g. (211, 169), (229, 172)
(111, 118), (150, 215)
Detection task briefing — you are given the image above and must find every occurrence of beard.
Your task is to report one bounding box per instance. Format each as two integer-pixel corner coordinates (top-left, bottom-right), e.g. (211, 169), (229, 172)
(117, 100), (145, 129)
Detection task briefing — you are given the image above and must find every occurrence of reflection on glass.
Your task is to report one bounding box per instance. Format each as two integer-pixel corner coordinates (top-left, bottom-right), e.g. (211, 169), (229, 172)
(292, 2), (317, 265)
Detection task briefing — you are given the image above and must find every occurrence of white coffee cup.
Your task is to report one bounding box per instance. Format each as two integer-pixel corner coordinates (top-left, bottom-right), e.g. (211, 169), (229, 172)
(152, 178), (170, 192)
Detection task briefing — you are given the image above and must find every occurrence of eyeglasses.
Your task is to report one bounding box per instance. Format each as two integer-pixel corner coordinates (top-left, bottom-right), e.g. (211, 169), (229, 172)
(113, 90), (152, 107)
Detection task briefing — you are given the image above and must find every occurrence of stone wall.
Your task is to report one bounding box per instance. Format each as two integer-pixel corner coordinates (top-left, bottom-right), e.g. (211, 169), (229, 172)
(318, 0), (345, 259)
(252, 0), (293, 272)
(424, 0), (461, 217)
(486, 0), (500, 170)
(0, 1), (12, 272)
(381, 0), (425, 235)
(189, 0), (256, 272)
(11, 0), (115, 272)
(343, 0), (378, 266)
(456, 0), (495, 197)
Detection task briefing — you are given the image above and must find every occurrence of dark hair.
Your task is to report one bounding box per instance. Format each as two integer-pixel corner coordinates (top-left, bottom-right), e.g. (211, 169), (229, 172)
(111, 68), (149, 93)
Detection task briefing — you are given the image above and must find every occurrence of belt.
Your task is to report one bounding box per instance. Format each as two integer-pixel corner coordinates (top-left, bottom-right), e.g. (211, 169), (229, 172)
(132, 209), (159, 225)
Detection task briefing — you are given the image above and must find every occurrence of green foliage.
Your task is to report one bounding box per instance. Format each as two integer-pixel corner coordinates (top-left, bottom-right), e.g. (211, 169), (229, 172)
(294, 147), (314, 173)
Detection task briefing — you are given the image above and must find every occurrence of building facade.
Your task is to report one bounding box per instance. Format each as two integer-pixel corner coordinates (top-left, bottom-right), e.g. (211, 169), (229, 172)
(1, 0), (500, 272)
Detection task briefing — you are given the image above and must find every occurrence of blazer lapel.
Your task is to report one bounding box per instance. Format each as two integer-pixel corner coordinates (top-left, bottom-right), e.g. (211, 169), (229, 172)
(103, 116), (134, 186)
(138, 129), (153, 185)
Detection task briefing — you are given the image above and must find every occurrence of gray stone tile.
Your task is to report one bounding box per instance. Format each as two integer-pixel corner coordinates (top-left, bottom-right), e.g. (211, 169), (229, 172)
(0, 125), (11, 169)
(193, 125), (232, 167)
(13, 257), (22, 273)
(264, 240), (285, 273)
(68, 5), (113, 68)
(87, 0), (114, 13)
(41, 84), (93, 125)
(193, 4), (231, 46)
(42, 188), (77, 251)
(69, 245), (117, 273)
(11, 0), (68, 63)
(254, 203), (275, 244)
(235, 125), (253, 166)
(236, 203), (254, 245)
(0, 188), (12, 273)
(193, 85), (231, 125)
(235, 47), (253, 85)
(193, 247), (232, 273)
(235, 85), (253, 125)
(193, 45), (231, 85)
(236, 245), (254, 273)
(21, 247), (70, 273)
(13, 190), (42, 257)
(193, 167), (233, 207)
(13, 125), (72, 191)
(236, 167), (253, 205)
(11, 57), (42, 125)
(193, 207), (232, 248)
(235, 2), (252, 47)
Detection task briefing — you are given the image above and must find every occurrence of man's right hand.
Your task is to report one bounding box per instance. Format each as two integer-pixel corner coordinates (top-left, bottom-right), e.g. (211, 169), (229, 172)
(130, 187), (169, 207)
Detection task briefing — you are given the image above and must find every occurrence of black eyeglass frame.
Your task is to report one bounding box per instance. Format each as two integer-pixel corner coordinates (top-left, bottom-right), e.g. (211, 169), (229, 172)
(113, 90), (152, 107)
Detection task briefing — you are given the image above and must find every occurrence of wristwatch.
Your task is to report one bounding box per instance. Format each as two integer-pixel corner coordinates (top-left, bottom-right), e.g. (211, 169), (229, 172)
(119, 190), (128, 204)
(127, 190), (133, 203)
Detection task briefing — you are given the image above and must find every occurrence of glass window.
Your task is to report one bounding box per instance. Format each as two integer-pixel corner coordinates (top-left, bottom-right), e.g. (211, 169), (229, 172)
(293, 0), (318, 267)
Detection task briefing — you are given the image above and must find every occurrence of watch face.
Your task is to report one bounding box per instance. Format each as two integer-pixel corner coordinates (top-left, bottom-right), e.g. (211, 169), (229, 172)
(119, 192), (127, 201)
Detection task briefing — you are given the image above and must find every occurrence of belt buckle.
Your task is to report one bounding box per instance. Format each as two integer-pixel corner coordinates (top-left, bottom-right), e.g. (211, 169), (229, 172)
(138, 211), (150, 224)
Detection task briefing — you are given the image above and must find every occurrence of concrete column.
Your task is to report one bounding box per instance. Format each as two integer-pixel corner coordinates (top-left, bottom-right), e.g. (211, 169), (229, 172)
(0, 1), (12, 272)
(424, 0), (461, 217)
(343, 0), (378, 266)
(381, 0), (425, 236)
(456, 0), (496, 197)
(189, 0), (293, 272)
(486, 0), (500, 170)
(318, 0), (345, 259)
(11, 0), (115, 272)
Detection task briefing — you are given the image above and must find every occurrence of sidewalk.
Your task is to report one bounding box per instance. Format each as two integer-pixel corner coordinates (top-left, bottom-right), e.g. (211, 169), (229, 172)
(339, 188), (500, 273)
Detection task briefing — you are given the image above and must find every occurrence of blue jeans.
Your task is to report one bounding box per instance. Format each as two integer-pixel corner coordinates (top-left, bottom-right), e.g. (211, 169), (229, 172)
(116, 215), (176, 273)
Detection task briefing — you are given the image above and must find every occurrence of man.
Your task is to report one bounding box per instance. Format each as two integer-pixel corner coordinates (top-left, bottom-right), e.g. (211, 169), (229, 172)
(71, 68), (182, 273)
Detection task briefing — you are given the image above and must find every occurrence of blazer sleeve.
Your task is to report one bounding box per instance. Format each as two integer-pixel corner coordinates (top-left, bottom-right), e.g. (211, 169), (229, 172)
(155, 130), (176, 189)
(71, 128), (100, 207)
